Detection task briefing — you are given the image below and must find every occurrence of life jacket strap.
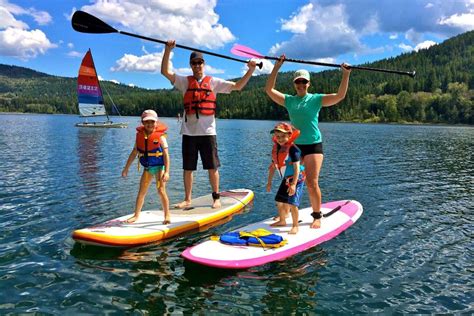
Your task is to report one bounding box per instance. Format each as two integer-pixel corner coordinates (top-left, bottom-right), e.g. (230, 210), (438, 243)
(138, 152), (163, 158)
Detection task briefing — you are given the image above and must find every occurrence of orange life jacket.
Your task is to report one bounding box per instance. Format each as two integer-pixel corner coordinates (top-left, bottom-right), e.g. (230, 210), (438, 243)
(136, 123), (168, 167)
(271, 127), (303, 179)
(183, 76), (217, 119)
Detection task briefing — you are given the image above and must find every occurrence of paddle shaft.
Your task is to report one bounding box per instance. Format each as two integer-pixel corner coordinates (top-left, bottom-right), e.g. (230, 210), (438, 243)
(262, 55), (415, 77)
(118, 30), (262, 68)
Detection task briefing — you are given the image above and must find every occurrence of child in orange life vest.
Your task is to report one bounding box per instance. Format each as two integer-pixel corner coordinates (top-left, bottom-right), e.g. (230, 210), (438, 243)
(266, 122), (305, 234)
(122, 110), (170, 224)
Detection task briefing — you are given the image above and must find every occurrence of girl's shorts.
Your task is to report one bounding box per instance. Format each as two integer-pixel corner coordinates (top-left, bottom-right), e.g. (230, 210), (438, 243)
(275, 177), (305, 207)
(145, 165), (165, 175)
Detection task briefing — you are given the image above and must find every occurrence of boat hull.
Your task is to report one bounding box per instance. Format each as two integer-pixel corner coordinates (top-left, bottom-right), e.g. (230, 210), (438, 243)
(76, 121), (127, 128)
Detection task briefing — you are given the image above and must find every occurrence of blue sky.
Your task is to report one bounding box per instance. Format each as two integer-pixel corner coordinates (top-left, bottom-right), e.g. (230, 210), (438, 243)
(0, 0), (473, 89)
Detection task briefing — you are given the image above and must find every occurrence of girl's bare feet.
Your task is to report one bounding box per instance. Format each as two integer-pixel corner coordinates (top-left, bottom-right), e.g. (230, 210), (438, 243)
(270, 220), (286, 227)
(126, 215), (139, 223)
(289, 226), (299, 234)
(174, 201), (191, 209)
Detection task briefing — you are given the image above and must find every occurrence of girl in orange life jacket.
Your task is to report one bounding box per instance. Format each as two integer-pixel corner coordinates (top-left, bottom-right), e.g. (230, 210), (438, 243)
(266, 122), (305, 234)
(122, 110), (171, 224)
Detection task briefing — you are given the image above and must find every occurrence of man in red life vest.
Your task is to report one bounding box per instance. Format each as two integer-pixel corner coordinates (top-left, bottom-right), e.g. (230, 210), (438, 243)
(161, 40), (257, 208)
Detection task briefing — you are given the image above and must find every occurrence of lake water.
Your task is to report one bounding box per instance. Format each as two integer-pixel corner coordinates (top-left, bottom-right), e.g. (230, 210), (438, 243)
(0, 113), (472, 314)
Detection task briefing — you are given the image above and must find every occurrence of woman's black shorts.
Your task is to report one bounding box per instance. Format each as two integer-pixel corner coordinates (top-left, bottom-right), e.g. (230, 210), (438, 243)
(295, 142), (323, 158)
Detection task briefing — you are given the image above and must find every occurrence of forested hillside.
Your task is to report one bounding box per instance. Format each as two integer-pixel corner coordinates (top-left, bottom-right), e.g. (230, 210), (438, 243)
(0, 30), (472, 124)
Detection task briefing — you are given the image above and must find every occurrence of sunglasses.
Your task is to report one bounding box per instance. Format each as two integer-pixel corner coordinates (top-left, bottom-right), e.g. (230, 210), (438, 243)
(191, 60), (204, 66)
(294, 79), (309, 84)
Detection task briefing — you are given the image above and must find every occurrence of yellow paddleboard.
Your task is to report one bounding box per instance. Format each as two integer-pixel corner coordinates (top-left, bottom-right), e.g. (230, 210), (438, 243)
(72, 189), (254, 247)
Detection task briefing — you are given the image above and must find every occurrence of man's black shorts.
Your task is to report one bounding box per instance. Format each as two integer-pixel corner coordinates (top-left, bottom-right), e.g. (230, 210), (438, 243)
(182, 135), (221, 170)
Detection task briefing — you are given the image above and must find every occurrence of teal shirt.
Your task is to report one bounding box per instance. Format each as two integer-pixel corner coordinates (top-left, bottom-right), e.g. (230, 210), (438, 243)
(284, 93), (323, 145)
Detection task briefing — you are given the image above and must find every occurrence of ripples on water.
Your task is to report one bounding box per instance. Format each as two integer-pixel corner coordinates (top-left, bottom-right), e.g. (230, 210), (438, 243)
(0, 114), (472, 314)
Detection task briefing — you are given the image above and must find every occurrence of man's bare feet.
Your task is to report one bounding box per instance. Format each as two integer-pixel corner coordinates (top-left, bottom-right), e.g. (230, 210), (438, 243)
(212, 199), (221, 209)
(310, 218), (321, 229)
(289, 226), (299, 234)
(162, 219), (171, 225)
(173, 201), (191, 209)
(126, 215), (139, 223)
(270, 220), (286, 227)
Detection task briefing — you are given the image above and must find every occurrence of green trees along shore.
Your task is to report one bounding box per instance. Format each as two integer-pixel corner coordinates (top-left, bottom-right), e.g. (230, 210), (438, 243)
(0, 31), (472, 124)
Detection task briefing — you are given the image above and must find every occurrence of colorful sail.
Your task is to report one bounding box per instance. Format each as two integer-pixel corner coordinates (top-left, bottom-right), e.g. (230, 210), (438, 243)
(77, 49), (107, 117)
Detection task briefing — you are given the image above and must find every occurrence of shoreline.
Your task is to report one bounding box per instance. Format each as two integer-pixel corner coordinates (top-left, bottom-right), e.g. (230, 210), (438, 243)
(1, 111), (472, 127)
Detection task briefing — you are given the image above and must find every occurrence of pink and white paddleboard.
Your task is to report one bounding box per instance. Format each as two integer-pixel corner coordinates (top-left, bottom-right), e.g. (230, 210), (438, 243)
(182, 200), (363, 269)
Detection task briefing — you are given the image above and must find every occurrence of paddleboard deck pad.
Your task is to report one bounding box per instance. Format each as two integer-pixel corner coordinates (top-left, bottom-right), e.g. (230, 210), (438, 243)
(72, 189), (254, 247)
(182, 200), (362, 269)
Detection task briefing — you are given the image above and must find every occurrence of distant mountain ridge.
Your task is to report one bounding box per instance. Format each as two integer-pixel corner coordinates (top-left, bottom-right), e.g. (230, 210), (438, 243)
(0, 30), (472, 124)
(0, 64), (52, 79)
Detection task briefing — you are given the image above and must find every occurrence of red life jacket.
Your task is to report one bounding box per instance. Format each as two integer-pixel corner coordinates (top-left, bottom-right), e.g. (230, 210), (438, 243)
(183, 76), (216, 119)
(136, 123), (168, 167)
(271, 127), (301, 178)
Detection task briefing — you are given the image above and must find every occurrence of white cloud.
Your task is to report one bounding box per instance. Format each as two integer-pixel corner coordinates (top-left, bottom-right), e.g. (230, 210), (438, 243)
(389, 34), (398, 40)
(271, 3), (362, 60)
(414, 40), (437, 51)
(280, 3), (314, 34)
(204, 65), (225, 75)
(0, 7), (27, 29)
(0, 27), (56, 60)
(111, 52), (164, 72)
(314, 57), (337, 64)
(80, 0), (235, 49)
(397, 40), (437, 52)
(67, 50), (82, 58)
(110, 79), (120, 84)
(28, 9), (52, 25)
(398, 43), (413, 51)
(128, 83), (136, 87)
(238, 59), (273, 75)
(67, 42), (74, 49)
(438, 12), (474, 31)
(328, 0), (474, 35)
(111, 49), (226, 76)
(405, 28), (422, 43)
(175, 64), (225, 76)
(0, 1), (55, 60)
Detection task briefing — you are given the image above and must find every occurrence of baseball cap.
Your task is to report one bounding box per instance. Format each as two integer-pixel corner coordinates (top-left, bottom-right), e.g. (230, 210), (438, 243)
(293, 69), (310, 82)
(190, 51), (204, 62)
(141, 109), (158, 121)
(270, 122), (293, 134)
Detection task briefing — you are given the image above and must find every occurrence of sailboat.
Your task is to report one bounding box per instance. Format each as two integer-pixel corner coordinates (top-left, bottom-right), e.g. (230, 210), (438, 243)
(76, 49), (127, 128)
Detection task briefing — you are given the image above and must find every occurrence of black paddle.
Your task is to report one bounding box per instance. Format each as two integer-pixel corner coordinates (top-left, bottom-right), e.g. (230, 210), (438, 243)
(232, 44), (416, 78)
(71, 11), (263, 69)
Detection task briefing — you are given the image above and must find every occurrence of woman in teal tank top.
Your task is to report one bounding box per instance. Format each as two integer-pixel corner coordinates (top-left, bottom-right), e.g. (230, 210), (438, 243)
(265, 55), (351, 229)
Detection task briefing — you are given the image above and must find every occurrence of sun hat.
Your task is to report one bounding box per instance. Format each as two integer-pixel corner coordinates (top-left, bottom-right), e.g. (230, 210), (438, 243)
(190, 51), (204, 62)
(141, 109), (158, 121)
(293, 69), (310, 82)
(270, 122), (293, 134)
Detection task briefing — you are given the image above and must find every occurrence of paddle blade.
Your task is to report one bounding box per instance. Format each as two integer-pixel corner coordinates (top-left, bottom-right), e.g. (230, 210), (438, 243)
(231, 44), (264, 59)
(71, 11), (118, 34)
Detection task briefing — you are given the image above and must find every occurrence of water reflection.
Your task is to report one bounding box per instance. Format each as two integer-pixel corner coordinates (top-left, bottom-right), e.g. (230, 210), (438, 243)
(1, 115), (473, 314)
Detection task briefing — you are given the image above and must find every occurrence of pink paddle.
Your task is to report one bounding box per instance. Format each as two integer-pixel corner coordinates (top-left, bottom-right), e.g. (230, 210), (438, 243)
(230, 43), (416, 77)
(231, 44), (265, 59)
